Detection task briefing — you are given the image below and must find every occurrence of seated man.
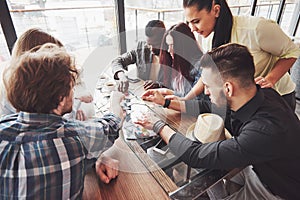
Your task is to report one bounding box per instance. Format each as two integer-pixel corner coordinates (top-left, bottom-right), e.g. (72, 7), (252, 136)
(0, 44), (124, 199)
(111, 20), (166, 92)
(0, 28), (93, 121)
(137, 43), (300, 199)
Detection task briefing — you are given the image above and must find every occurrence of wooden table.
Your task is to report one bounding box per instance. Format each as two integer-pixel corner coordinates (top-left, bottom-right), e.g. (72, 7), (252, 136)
(129, 80), (197, 133)
(83, 79), (240, 199)
(82, 138), (177, 200)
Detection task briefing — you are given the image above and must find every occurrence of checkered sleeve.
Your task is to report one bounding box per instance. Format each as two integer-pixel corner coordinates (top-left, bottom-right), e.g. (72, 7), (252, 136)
(77, 113), (121, 159)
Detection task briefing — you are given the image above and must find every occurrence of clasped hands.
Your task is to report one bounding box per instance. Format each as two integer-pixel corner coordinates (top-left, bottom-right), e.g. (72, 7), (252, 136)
(96, 156), (119, 184)
(95, 91), (126, 184)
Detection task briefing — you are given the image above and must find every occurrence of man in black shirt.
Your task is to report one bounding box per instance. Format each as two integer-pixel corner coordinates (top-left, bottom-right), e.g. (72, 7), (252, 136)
(137, 43), (300, 199)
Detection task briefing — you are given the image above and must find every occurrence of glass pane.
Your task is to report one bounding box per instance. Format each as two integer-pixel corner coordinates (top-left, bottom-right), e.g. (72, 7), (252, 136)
(228, 0), (298, 36)
(296, 25), (300, 39)
(8, 0), (118, 61)
(0, 27), (10, 63)
(280, 1), (299, 35)
(227, 0), (252, 16)
(123, 0), (298, 48)
(254, 0), (280, 20)
(124, 0), (184, 50)
(7, 0), (119, 91)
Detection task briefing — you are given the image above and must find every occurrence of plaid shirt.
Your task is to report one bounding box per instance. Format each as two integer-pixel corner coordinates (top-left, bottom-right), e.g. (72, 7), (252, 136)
(0, 112), (121, 199)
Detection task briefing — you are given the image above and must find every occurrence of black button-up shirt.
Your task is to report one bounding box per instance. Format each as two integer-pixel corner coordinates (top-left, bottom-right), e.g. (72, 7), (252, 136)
(170, 86), (300, 199)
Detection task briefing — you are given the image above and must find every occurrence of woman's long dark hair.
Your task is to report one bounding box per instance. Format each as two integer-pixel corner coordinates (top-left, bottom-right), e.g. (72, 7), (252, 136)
(183, 0), (233, 48)
(159, 22), (203, 88)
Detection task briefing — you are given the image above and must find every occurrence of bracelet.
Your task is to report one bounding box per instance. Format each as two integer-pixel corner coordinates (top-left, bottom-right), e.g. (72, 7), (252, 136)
(153, 120), (166, 134)
(163, 99), (171, 108)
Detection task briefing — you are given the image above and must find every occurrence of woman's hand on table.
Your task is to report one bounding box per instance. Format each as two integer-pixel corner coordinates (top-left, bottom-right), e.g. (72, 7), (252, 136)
(110, 91), (125, 120)
(156, 88), (174, 96)
(164, 95), (182, 100)
(96, 156), (119, 184)
(141, 89), (165, 106)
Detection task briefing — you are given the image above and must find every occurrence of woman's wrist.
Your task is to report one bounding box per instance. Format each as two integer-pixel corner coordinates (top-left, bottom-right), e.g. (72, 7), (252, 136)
(153, 120), (167, 135)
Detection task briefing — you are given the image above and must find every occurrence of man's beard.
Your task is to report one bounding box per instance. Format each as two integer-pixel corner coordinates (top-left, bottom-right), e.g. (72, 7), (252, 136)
(212, 90), (228, 109)
(211, 91), (228, 118)
(218, 90), (228, 108)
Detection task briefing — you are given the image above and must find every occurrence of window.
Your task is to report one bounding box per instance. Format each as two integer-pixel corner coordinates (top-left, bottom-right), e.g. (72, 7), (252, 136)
(7, 0), (118, 59)
(3, 0), (122, 91)
(0, 26), (10, 63)
(124, 0), (184, 50)
(1, 0), (299, 65)
(228, 0), (252, 15)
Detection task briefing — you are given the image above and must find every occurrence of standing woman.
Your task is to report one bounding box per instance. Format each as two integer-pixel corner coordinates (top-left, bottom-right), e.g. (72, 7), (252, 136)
(183, 0), (300, 109)
(145, 22), (204, 98)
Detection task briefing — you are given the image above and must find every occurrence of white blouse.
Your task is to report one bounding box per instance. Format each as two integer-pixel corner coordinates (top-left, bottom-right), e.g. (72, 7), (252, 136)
(202, 15), (300, 95)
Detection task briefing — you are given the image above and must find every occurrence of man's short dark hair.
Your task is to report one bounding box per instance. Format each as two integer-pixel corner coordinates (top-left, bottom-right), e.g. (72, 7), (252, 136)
(145, 20), (166, 38)
(200, 43), (255, 88)
(5, 43), (78, 113)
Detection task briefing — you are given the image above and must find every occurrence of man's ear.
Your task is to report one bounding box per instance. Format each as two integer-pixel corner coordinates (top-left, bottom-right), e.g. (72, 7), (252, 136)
(52, 96), (66, 115)
(224, 82), (233, 97)
(213, 4), (221, 18)
(59, 96), (66, 107)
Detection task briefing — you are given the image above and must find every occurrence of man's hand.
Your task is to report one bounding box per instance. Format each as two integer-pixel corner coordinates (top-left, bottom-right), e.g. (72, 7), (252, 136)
(96, 156), (119, 184)
(143, 80), (161, 90)
(77, 95), (93, 103)
(134, 113), (161, 130)
(76, 109), (86, 121)
(141, 89), (165, 106)
(117, 71), (129, 94)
